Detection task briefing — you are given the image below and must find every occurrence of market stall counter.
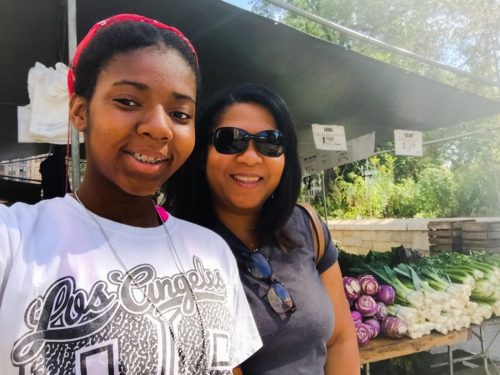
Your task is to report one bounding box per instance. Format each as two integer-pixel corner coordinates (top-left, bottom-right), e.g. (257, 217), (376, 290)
(360, 328), (471, 374)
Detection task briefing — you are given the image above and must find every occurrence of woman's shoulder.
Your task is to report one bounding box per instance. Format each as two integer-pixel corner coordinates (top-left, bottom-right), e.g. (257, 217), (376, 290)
(285, 204), (338, 270)
(289, 204), (329, 236)
(287, 204), (314, 228)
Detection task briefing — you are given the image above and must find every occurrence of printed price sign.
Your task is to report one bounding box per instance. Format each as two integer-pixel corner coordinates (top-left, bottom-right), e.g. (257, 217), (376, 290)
(311, 124), (347, 151)
(394, 129), (423, 156)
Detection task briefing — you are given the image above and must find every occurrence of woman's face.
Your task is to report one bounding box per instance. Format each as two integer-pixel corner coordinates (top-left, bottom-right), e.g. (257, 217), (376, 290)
(206, 103), (285, 217)
(70, 46), (196, 197)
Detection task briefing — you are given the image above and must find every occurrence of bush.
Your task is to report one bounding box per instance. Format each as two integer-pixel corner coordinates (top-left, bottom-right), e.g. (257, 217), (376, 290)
(413, 167), (458, 217)
(307, 150), (500, 219)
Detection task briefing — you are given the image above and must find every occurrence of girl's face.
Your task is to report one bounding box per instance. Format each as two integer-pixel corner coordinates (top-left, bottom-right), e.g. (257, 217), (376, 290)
(206, 103), (285, 217)
(70, 46), (196, 197)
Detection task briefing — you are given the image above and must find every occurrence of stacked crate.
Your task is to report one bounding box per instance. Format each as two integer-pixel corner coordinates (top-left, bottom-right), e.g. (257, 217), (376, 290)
(462, 221), (500, 253)
(427, 220), (474, 254)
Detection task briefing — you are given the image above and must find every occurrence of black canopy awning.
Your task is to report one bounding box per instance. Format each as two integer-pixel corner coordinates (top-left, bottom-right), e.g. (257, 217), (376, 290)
(1, 0), (499, 161)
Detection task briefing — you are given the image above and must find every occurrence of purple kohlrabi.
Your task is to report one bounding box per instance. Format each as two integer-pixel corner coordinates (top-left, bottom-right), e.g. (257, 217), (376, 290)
(358, 274), (379, 296)
(381, 317), (408, 338)
(364, 318), (381, 338)
(355, 295), (377, 317)
(377, 284), (396, 305)
(374, 302), (389, 320)
(343, 276), (362, 303)
(351, 310), (362, 324)
(355, 323), (372, 347)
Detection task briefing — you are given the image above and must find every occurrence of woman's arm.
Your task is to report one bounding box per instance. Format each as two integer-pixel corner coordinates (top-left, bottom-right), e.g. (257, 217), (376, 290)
(321, 262), (360, 375)
(233, 367), (243, 375)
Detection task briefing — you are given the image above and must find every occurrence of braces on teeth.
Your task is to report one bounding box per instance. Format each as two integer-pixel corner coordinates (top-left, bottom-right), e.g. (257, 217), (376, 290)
(133, 153), (164, 164)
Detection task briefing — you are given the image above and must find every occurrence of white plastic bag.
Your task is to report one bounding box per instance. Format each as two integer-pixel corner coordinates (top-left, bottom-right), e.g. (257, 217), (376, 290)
(17, 62), (77, 144)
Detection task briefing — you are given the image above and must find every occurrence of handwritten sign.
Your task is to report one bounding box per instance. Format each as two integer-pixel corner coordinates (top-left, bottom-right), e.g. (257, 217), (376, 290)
(394, 130), (423, 156)
(326, 132), (375, 167)
(311, 124), (347, 151)
(302, 154), (319, 176)
(301, 132), (376, 175)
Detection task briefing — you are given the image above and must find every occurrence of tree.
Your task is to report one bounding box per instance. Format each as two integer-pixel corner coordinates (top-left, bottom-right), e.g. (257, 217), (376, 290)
(252, 0), (500, 98)
(252, 0), (500, 218)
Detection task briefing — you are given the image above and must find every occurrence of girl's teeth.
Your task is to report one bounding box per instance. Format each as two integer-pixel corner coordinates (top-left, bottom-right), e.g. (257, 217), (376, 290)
(132, 153), (163, 164)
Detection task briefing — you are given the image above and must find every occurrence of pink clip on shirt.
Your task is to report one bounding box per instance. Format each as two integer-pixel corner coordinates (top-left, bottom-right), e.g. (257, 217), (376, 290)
(155, 205), (169, 223)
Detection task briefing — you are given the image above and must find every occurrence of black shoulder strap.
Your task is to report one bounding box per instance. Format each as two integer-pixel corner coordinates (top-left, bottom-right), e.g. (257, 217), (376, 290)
(297, 202), (325, 265)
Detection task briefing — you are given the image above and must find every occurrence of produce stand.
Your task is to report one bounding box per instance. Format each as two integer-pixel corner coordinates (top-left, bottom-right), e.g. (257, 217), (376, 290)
(360, 328), (470, 374)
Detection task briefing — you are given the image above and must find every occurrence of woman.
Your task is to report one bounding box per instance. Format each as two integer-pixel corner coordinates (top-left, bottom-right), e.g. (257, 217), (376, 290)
(0, 15), (261, 374)
(167, 83), (359, 374)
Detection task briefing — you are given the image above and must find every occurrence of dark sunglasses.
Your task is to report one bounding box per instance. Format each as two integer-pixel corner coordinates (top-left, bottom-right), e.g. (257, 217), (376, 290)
(242, 249), (296, 314)
(209, 127), (285, 157)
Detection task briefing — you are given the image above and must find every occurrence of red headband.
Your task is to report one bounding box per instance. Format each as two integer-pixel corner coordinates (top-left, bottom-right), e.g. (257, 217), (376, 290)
(67, 13), (198, 96)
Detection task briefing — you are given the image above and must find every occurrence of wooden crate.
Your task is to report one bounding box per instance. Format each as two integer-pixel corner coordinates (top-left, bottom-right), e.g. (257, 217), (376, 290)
(462, 221), (500, 253)
(427, 220), (475, 254)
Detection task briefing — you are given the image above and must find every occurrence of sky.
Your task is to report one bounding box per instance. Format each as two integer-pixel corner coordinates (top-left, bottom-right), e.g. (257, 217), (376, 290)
(223, 0), (253, 11)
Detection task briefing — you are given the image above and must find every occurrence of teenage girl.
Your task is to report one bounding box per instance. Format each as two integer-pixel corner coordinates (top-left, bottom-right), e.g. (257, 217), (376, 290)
(0, 14), (261, 374)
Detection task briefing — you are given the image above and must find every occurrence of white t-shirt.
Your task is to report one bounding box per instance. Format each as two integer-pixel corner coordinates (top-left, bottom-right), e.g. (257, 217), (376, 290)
(0, 195), (261, 375)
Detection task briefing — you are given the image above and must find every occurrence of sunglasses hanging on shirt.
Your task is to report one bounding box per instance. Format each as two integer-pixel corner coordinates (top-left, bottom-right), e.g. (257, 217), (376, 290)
(241, 248), (296, 314)
(209, 127), (285, 157)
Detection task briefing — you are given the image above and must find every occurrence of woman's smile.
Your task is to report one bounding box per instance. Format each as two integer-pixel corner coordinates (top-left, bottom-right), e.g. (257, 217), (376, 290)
(231, 174), (263, 185)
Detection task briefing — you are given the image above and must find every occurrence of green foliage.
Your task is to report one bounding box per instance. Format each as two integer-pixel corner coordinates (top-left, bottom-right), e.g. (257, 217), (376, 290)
(252, 0), (499, 98)
(413, 166), (458, 217)
(453, 159), (500, 216)
(257, 0), (500, 218)
(310, 151), (500, 219)
(328, 170), (369, 218)
(326, 155), (397, 218)
(383, 177), (419, 218)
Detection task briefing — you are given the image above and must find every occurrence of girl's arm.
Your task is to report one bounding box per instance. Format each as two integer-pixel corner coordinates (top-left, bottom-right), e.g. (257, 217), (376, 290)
(321, 262), (361, 375)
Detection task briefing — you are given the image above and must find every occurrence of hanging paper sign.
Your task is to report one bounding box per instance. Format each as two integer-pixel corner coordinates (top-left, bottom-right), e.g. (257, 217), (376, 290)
(347, 132), (376, 165)
(325, 132), (376, 168)
(302, 153), (331, 176)
(335, 151), (351, 166)
(317, 152), (330, 171)
(302, 154), (320, 177)
(302, 133), (376, 174)
(394, 129), (423, 156)
(311, 124), (347, 151)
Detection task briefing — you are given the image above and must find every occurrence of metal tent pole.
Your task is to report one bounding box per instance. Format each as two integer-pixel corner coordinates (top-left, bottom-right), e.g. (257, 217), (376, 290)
(321, 170), (328, 222)
(67, 0), (80, 190)
(372, 126), (500, 156)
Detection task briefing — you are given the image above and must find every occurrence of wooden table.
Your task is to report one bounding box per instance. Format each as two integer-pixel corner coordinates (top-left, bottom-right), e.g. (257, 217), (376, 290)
(360, 329), (471, 374)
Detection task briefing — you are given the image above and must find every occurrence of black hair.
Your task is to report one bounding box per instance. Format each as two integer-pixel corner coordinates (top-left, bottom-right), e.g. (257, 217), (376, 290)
(166, 83), (302, 249)
(74, 21), (201, 100)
